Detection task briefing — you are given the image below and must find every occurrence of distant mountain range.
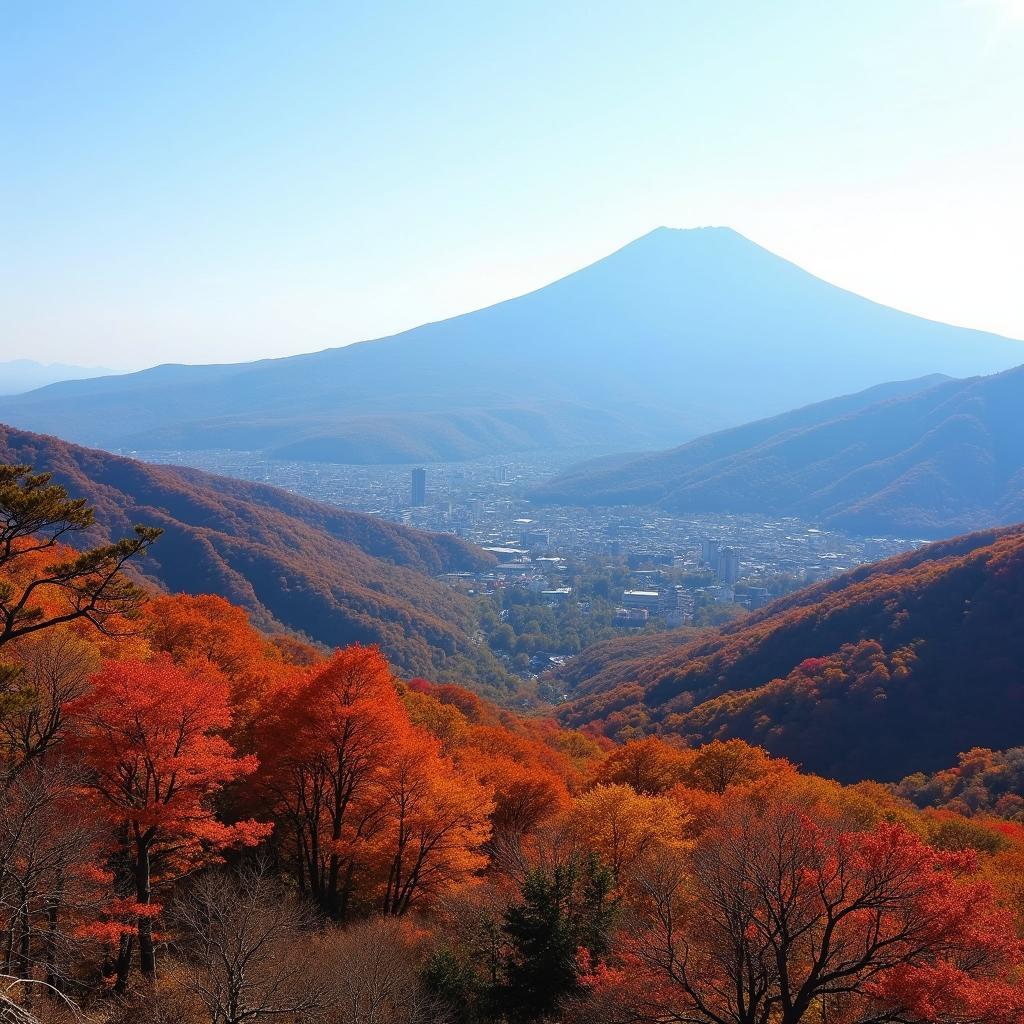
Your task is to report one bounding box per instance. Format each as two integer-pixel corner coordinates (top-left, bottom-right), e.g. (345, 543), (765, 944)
(1, 228), (1021, 462)
(536, 366), (1024, 537)
(0, 358), (117, 395)
(0, 424), (514, 694)
(558, 524), (1024, 782)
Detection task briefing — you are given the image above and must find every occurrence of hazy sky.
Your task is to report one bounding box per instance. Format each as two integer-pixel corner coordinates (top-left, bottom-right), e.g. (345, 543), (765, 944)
(3, 0), (1023, 370)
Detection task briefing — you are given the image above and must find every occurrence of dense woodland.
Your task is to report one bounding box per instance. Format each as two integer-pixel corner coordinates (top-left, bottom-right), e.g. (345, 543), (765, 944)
(558, 524), (1024, 781)
(1, 464), (1024, 1023)
(897, 748), (1024, 821)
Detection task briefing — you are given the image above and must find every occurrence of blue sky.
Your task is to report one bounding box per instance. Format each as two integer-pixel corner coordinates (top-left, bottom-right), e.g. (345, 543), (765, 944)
(3, 0), (1023, 369)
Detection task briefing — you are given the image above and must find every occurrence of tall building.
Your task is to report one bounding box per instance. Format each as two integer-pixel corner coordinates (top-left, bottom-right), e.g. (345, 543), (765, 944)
(718, 546), (741, 584)
(701, 538), (720, 572)
(521, 527), (550, 550)
(410, 467), (426, 507)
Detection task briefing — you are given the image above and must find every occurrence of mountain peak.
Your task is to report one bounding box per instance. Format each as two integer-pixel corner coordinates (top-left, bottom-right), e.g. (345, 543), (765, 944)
(592, 224), (772, 274)
(634, 224), (748, 245)
(1, 230), (1021, 461)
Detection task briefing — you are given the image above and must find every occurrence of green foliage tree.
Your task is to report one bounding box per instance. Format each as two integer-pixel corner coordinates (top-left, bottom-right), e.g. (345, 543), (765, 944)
(0, 465), (161, 649)
(423, 946), (487, 1024)
(497, 853), (616, 1020)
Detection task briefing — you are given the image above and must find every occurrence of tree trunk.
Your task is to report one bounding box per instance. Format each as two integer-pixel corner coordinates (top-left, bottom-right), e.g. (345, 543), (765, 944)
(43, 888), (61, 991)
(113, 932), (134, 993)
(339, 859), (355, 920)
(327, 851), (340, 916)
(135, 843), (156, 977)
(294, 822), (307, 894)
(14, 888), (32, 985)
(2, 914), (15, 975)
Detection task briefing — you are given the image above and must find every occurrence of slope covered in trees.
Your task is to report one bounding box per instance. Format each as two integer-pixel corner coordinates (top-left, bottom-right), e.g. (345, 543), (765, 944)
(558, 524), (1024, 781)
(896, 747), (1024, 820)
(2, 228), (1021, 463)
(537, 365), (1024, 537)
(2, 486), (1024, 1023)
(0, 427), (507, 690)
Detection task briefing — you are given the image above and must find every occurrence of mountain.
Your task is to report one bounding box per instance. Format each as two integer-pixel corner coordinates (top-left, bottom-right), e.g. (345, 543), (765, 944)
(557, 524), (1024, 782)
(0, 359), (117, 395)
(0, 423), (513, 693)
(535, 366), (1024, 538)
(1, 228), (1021, 462)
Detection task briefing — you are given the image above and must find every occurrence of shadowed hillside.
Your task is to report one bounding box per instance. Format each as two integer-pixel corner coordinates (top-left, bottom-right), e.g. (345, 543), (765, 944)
(558, 524), (1024, 781)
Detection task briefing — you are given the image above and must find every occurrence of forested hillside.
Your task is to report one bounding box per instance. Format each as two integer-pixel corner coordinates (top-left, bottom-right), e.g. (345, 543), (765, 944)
(0, 425), (510, 692)
(558, 524), (1024, 781)
(896, 746), (1024, 819)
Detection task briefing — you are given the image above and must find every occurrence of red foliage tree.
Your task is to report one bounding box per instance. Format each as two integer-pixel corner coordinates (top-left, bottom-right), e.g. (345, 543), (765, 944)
(67, 656), (268, 988)
(586, 800), (1024, 1024)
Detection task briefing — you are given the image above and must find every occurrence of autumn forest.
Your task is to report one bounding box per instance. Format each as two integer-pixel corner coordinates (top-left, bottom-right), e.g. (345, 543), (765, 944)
(0, 462), (1022, 1024)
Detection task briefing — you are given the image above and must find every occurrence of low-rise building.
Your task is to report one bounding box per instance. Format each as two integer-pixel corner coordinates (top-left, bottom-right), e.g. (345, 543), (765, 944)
(621, 589), (662, 614)
(614, 607), (649, 627)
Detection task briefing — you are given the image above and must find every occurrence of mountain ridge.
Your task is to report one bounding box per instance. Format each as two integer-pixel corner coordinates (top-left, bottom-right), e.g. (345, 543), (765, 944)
(2, 228), (1021, 462)
(535, 365), (1024, 537)
(0, 358), (118, 395)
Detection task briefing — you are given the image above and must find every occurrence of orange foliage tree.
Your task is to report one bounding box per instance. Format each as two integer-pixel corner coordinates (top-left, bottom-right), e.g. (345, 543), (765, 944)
(0, 466), (159, 650)
(377, 723), (492, 915)
(561, 783), (689, 886)
(595, 736), (694, 795)
(257, 646), (494, 918)
(143, 593), (304, 742)
(458, 726), (571, 843)
(257, 645), (412, 917)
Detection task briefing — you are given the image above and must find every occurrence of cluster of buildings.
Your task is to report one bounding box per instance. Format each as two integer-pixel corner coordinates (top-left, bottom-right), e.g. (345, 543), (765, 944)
(139, 450), (927, 632)
(394, 466), (926, 628)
